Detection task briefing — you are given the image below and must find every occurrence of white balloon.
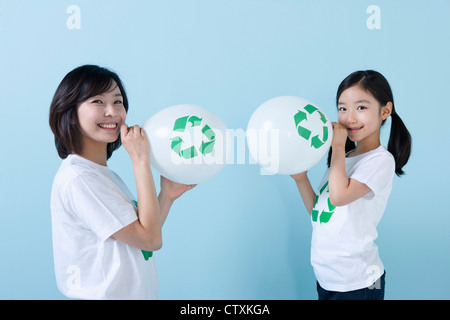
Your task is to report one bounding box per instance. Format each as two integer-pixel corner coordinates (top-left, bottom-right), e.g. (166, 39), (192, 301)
(246, 96), (333, 175)
(143, 104), (227, 184)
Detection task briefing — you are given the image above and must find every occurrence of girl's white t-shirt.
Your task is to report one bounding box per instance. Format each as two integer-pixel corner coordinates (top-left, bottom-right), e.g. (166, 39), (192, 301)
(50, 154), (158, 299)
(311, 146), (395, 292)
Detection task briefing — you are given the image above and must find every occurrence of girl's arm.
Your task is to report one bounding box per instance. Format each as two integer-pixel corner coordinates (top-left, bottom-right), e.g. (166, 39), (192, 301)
(111, 125), (162, 251)
(291, 172), (316, 214)
(328, 122), (371, 206)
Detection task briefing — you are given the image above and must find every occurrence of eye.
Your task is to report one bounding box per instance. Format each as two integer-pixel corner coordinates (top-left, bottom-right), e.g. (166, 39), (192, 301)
(114, 100), (123, 105)
(338, 107), (346, 112)
(91, 99), (103, 104)
(357, 106), (366, 110)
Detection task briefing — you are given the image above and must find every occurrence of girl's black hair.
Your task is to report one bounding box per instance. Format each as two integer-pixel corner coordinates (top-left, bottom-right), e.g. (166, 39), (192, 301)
(49, 65), (129, 159)
(327, 70), (411, 176)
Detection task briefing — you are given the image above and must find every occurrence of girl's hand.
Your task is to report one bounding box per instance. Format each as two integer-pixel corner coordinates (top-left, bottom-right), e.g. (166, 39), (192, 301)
(160, 175), (197, 202)
(331, 122), (348, 149)
(121, 124), (150, 164)
(290, 171), (308, 183)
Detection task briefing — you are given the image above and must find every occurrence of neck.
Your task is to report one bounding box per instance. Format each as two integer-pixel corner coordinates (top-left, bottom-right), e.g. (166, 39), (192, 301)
(351, 130), (381, 157)
(354, 141), (380, 155)
(77, 139), (108, 166)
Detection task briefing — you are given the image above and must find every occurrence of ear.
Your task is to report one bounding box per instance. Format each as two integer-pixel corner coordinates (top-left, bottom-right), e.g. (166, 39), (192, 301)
(381, 102), (393, 121)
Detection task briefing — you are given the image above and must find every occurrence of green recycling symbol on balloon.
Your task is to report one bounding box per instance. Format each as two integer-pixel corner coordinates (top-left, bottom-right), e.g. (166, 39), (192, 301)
(170, 115), (215, 159)
(294, 104), (329, 148)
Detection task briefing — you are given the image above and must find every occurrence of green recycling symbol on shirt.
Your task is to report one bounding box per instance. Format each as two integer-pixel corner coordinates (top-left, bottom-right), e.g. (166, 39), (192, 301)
(312, 181), (336, 224)
(170, 115), (215, 159)
(294, 104), (329, 149)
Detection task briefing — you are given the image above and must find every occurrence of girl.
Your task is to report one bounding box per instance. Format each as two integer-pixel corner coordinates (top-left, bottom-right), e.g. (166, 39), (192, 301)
(291, 70), (411, 300)
(49, 65), (195, 299)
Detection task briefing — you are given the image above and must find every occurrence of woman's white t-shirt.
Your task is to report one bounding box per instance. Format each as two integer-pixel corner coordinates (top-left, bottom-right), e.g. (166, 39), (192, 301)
(50, 154), (158, 299)
(311, 146), (395, 292)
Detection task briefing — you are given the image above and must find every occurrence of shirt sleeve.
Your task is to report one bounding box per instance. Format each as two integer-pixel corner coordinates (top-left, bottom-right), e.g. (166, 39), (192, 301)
(65, 172), (137, 242)
(350, 152), (395, 199)
(317, 168), (330, 193)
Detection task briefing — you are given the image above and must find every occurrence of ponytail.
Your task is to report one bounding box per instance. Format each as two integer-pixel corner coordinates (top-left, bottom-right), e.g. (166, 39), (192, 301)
(327, 70), (412, 177)
(387, 111), (411, 176)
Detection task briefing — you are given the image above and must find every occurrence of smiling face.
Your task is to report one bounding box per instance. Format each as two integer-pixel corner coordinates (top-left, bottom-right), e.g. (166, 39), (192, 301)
(337, 84), (391, 147)
(77, 81), (127, 153)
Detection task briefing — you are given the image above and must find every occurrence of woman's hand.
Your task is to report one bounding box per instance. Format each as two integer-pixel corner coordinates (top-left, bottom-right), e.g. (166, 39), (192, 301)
(121, 124), (150, 164)
(331, 122), (348, 149)
(160, 176), (197, 202)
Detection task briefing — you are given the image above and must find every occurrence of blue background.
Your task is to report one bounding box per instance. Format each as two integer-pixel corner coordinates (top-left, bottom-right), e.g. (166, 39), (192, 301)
(1, 0), (449, 299)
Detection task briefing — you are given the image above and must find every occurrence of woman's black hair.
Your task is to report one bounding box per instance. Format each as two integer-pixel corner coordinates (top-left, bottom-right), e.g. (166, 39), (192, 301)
(327, 70), (411, 176)
(49, 65), (129, 159)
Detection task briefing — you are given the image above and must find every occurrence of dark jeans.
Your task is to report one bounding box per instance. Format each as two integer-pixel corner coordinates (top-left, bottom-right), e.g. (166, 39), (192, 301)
(317, 272), (386, 300)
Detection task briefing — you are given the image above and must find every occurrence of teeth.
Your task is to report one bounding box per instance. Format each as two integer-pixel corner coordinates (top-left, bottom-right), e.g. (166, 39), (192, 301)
(99, 123), (117, 128)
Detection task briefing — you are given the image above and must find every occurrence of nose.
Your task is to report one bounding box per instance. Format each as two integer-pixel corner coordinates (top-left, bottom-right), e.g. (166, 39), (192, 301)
(346, 109), (357, 124)
(104, 103), (117, 117)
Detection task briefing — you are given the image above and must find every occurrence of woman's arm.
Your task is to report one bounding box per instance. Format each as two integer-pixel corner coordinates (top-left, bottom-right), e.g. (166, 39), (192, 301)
(291, 171), (316, 215)
(158, 176), (196, 226)
(111, 125), (162, 251)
